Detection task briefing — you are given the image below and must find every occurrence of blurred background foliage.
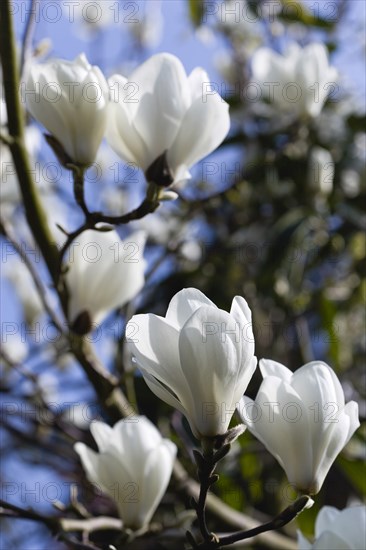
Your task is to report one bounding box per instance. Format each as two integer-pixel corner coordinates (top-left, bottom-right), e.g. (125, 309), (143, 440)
(1, 0), (365, 548)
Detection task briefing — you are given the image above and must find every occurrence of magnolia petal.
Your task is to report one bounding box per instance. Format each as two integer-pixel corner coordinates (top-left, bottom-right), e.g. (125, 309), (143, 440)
(139, 440), (177, 527)
(315, 506), (366, 548)
(167, 91), (230, 175)
(231, 356), (257, 409)
(311, 401), (359, 494)
(27, 71), (74, 157)
(290, 362), (344, 467)
(313, 533), (350, 550)
(230, 295), (252, 325)
(188, 67), (210, 102)
(239, 378), (313, 489)
(127, 313), (191, 405)
(74, 443), (107, 490)
(109, 416), (162, 483)
(165, 287), (217, 329)
(96, 451), (139, 525)
(131, 54), (190, 167)
(142, 372), (191, 426)
(259, 358), (293, 382)
(90, 421), (114, 453)
(252, 48), (294, 110)
(171, 164), (192, 186)
(128, 53), (190, 104)
(106, 75), (148, 167)
(74, 443), (118, 498)
(179, 306), (241, 436)
(298, 505), (366, 549)
(228, 296), (256, 383)
(91, 231), (146, 325)
(292, 361), (346, 409)
(315, 506), (340, 537)
(297, 530), (313, 550)
(251, 48), (277, 81)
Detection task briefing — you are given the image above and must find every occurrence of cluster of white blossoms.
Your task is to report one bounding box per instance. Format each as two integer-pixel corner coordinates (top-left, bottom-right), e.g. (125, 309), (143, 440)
(126, 288), (359, 495)
(24, 52), (230, 182)
(20, 47), (361, 542)
(23, 52), (231, 333)
(75, 288), (360, 532)
(251, 43), (338, 118)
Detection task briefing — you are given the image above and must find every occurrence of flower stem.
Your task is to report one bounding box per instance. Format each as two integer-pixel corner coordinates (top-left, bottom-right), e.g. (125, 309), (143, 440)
(59, 179), (161, 264)
(72, 165), (89, 218)
(192, 442), (228, 546)
(194, 495), (312, 549)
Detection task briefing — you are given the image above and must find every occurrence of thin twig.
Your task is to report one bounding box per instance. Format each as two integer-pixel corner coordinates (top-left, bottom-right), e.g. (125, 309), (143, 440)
(0, 498), (60, 532)
(60, 516), (122, 532)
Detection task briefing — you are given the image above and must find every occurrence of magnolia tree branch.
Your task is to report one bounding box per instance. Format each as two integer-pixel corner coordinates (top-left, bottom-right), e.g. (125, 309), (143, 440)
(68, 335), (135, 423)
(0, 0), (60, 286)
(0, 500), (102, 550)
(0, 498), (59, 533)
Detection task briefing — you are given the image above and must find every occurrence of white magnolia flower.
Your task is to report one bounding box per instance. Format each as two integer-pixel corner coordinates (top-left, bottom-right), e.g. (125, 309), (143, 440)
(74, 416), (177, 529)
(106, 53), (230, 186)
(251, 43), (338, 117)
(238, 360), (359, 494)
(127, 288), (257, 439)
(308, 146), (334, 195)
(298, 505), (366, 549)
(65, 229), (146, 333)
(25, 54), (109, 166)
